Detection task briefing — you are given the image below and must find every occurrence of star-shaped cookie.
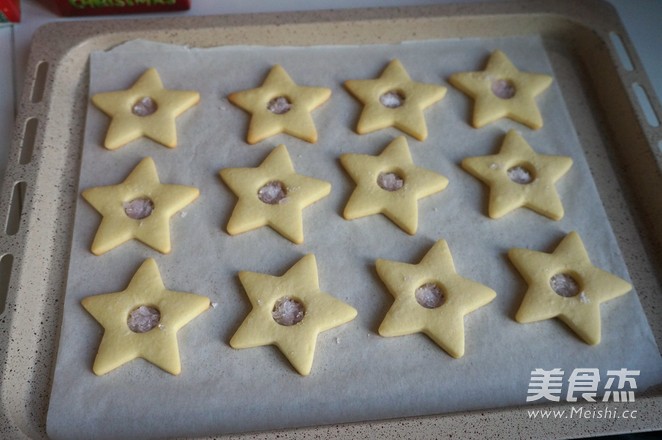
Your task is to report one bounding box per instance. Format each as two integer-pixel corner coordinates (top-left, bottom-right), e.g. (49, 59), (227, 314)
(340, 136), (448, 234)
(219, 145), (331, 244)
(509, 232), (632, 345)
(228, 65), (331, 144)
(81, 258), (211, 375)
(82, 157), (199, 255)
(461, 130), (572, 220)
(449, 50), (553, 129)
(344, 59), (446, 141)
(377, 240), (496, 358)
(92, 68), (200, 149)
(230, 254), (357, 376)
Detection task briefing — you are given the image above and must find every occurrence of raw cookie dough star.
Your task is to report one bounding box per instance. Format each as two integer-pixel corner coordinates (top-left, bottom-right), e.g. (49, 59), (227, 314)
(219, 144), (331, 244)
(82, 157), (199, 255)
(230, 254), (357, 376)
(377, 240), (496, 358)
(461, 130), (572, 220)
(228, 65), (331, 144)
(340, 136), (448, 235)
(449, 50), (553, 129)
(92, 68), (200, 149)
(81, 258), (211, 375)
(509, 231), (632, 345)
(344, 59), (446, 141)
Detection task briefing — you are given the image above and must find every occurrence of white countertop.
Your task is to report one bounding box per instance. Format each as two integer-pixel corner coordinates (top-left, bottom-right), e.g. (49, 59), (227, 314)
(0, 0), (660, 179)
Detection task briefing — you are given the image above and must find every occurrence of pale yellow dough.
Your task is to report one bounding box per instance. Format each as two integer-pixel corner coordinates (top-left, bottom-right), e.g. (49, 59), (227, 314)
(509, 231), (632, 345)
(340, 136), (448, 235)
(81, 258), (211, 375)
(228, 65), (331, 144)
(230, 254), (357, 376)
(461, 130), (572, 220)
(449, 50), (552, 129)
(344, 59), (446, 141)
(219, 144), (331, 244)
(81, 157), (199, 255)
(92, 68), (200, 149)
(377, 240), (496, 358)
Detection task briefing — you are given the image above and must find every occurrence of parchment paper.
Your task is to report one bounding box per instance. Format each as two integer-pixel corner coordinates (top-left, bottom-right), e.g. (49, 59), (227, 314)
(47, 37), (662, 440)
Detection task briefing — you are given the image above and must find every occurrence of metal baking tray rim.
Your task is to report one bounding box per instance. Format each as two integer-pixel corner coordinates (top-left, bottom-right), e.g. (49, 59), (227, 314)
(1, 1), (662, 438)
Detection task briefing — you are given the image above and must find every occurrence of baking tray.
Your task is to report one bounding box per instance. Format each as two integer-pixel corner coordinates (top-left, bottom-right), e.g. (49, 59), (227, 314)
(1, 0), (661, 438)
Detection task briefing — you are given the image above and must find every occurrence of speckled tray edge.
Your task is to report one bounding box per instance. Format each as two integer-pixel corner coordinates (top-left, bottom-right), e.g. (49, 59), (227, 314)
(1, 1), (662, 439)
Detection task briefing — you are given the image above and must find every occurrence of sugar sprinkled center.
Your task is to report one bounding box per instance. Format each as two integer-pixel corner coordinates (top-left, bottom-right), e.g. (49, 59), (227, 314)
(272, 297), (305, 326)
(258, 181), (288, 205)
(415, 282), (445, 309)
(267, 96), (292, 114)
(379, 90), (406, 108)
(550, 273), (581, 297)
(377, 172), (404, 192)
(491, 79), (516, 99)
(507, 165), (534, 184)
(124, 198), (154, 220)
(127, 305), (161, 333)
(132, 97), (158, 116)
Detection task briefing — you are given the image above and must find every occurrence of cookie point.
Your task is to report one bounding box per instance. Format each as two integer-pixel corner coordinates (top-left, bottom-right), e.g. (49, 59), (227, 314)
(319, 180), (332, 196)
(377, 323), (392, 337)
(401, 223), (417, 235)
(447, 346), (464, 359)
(460, 157), (473, 171)
(341, 206), (355, 220)
(549, 210), (564, 221)
(103, 138), (121, 151)
(470, 116), (486, 129)
(575, 329), (600, 346)
(90, 244), (106, 256)
(506, 248), (518, 259)
(296, 366), (312, 376)
(168, 365), (182, 376)
(514, 309), (529, 323)
(487, 207), (504, 219)
(80, 296), (91, 310)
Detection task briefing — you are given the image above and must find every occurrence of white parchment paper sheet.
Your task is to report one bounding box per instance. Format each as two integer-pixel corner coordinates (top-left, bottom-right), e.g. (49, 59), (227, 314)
(47, 37), (662, 440)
